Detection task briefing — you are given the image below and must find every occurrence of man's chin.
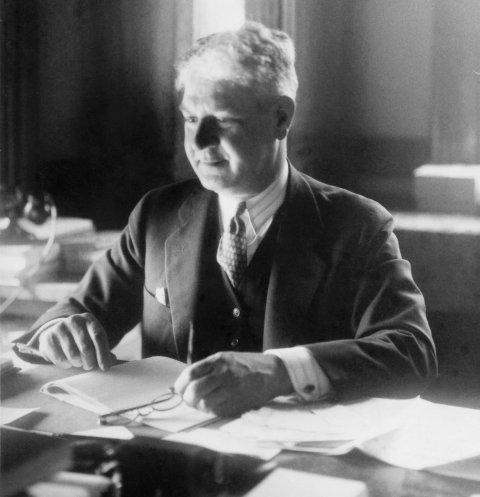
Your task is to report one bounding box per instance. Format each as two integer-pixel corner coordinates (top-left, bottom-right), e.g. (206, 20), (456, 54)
(197, 174), (232, 194)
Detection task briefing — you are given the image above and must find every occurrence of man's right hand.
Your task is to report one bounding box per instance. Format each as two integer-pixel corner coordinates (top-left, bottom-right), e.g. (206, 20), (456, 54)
(38, 313), (115, 371)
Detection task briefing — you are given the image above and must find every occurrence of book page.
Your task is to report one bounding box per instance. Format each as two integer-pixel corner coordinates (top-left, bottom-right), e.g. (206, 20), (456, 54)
(41, 356), (215, 432)
(0, 407), (38, 425)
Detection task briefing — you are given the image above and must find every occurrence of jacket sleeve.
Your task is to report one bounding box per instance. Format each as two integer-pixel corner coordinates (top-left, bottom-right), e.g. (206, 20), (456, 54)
(12, 196), (148, 361)
(305, 215), (438, 400)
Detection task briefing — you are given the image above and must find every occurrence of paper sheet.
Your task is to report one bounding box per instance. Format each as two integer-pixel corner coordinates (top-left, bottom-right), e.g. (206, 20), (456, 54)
(0, 406), (37, 425)
(165, 428), (280, 460)
(360, 399), (480, 470)
(427, 456), (480, 481)
(73, 426), (134, 440)
(244, 397), (417, 438)
(220, 419), (357, 455)
(221, 397), (418, 454)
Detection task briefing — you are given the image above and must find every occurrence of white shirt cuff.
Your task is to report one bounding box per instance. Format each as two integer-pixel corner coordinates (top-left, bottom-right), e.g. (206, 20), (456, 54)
(265, 346), (332, 401)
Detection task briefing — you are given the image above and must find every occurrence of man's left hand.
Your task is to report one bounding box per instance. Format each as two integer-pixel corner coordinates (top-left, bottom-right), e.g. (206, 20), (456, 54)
(173, 352), (293, 417)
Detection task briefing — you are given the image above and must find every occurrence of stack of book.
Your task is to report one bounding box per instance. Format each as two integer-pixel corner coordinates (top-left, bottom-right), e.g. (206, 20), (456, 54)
(0, 219), (121, 304)
(0, 242), (62, 287)
(16, 217), (95, 241)
(0, 218), (99, 304)
(0, 218), (97, 287)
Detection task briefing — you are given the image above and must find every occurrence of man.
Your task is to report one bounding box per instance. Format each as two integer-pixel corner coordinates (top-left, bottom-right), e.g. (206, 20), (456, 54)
(14, 22), (437, 417)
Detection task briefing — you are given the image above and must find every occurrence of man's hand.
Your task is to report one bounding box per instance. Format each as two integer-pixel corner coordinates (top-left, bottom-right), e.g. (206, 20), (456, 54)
(173, 352), (293, 417)
(38, 313), (116, 371)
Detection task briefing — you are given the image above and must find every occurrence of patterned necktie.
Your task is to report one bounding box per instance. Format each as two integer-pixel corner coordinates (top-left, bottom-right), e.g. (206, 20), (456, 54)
(218, 201), (247, 288)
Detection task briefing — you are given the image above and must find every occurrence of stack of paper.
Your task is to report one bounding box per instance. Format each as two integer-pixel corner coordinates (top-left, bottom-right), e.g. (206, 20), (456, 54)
(0, 243), (61, 286)
(221, 397), (418, 455)
(216, 396), (480, 477)
(165, 429), (281, 461)
(360, 399), (480, 470)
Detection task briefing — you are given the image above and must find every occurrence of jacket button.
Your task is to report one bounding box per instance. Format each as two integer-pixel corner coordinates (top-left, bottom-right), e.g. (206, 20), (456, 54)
(303, 384), (315, 394)
(232, 307), (241, 318)
(230, 338), (239, 347)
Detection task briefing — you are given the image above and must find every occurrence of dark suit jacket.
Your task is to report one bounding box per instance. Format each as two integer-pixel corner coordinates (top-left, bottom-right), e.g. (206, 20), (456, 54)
(15, 166), (437, 400)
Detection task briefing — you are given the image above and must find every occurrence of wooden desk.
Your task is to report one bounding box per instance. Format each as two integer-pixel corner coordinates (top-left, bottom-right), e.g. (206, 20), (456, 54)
(2, 364), (479, 497)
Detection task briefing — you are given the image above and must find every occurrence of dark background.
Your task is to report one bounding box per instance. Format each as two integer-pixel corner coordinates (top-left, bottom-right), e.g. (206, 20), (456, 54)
(5, 0), (479, 229)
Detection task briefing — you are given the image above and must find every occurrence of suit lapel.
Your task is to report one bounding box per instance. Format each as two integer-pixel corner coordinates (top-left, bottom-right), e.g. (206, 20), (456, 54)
(165, 186), (215, 360)
(164, 168), (326, 356)
(264, 167), (326, 349)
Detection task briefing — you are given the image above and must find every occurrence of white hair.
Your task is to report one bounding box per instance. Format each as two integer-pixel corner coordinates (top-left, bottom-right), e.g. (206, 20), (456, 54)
(175, 21), (298, 102)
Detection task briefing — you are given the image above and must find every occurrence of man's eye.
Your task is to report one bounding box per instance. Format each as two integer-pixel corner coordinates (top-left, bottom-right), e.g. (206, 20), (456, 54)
(183, 116), (197, 124)
(217, 117), (240, 125)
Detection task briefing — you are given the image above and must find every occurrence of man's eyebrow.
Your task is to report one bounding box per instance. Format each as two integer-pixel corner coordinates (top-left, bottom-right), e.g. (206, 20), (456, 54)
(179, 104), (243, 116)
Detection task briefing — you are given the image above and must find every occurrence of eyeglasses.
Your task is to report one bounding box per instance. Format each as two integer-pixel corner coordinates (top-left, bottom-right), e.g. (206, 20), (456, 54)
(98, 390), (183, 426)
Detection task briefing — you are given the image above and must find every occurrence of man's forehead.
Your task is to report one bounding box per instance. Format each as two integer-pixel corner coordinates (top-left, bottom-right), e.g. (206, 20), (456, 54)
(180, 77), (258, 112)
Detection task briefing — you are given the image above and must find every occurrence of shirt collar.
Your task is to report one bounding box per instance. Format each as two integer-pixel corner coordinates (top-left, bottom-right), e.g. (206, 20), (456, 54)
(218, 160), (289, 235)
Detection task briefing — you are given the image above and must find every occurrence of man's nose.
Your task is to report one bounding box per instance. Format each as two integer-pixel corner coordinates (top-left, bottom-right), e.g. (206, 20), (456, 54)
(195, 116), (220, 149)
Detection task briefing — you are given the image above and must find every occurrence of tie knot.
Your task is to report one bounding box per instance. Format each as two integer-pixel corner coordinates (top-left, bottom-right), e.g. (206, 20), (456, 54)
(229, 202), (246, 235)
(235, 201), (247, 217)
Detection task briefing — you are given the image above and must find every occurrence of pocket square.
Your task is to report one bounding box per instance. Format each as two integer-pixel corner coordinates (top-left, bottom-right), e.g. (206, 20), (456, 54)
(155, 286), (169, 307)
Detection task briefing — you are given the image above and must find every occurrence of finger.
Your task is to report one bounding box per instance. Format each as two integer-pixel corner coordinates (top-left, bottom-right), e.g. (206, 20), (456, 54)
(83, 314), (112, 371)
(182, 374), (223, 407)
(174, 354), (220, 394)
(67, 315), (98, 370)
(39, 329), (73, 369)
(196, 387), (229, 413)
(196, 388), (245, 417)
(56, 331), (83, 368)
(173, 367), (195, 396)
(206, 396), (245, 418)
(200, 388), (257, 418)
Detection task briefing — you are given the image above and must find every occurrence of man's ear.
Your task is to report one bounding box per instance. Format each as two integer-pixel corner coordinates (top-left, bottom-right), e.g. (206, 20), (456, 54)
(274, 96), (295, 140)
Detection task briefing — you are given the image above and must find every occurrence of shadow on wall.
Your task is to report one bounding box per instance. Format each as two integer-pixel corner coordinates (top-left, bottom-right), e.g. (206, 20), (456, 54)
(35, 0), (176, 229)
(289, 131), (431, 211)
(37, 84), (174, 229)
(395, 219), (480, 407)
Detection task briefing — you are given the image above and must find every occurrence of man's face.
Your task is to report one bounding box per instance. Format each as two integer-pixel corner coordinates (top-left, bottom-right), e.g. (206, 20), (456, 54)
(180, 76), (283, 197)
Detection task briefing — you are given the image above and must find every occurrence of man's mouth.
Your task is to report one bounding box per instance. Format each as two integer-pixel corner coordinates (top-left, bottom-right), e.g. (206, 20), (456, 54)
(198, 158), (227, 165)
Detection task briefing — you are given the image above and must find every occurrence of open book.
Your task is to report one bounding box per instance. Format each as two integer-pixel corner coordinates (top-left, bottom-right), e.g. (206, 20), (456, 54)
(41, 356), (215, 433)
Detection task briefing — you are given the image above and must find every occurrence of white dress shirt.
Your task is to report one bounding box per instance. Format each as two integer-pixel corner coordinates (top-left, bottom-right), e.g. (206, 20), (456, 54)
(217, 160), (332, 401)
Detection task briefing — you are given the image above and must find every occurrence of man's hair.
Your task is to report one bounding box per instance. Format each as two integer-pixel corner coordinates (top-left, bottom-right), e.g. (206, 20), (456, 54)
(175, 21), (298, 102)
